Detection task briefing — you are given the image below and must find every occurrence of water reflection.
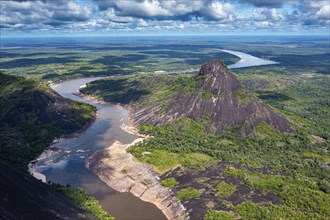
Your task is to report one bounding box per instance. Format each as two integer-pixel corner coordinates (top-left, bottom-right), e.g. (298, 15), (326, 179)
(34, 77), (166, 220)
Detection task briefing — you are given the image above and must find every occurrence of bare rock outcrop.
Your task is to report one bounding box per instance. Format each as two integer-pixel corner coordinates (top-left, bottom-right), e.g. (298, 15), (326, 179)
(130, 60), (294, 136)
(87, 139), (188, 220)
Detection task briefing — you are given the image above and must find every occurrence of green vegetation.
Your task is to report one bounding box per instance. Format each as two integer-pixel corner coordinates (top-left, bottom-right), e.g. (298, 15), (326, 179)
(237, 71), (330, 141)
(0, 37), (241, 81)
(128, 125), (215, 173)
(107, 70), (329, 218)
(205, 209), (235, 220)
(161, 177), (179, 188)
(225, 167), (287, 192)
(0, 73), (96, 169)
(131, 117), (329, 179)
(235, 88), (251, 104)
(236, 201), (327, 220)
(80, 75), (191, 106)
(177, 187), (201, 200)
(51, 183), (114, 220)
(101, 69), (329, 219)
(2, 36), (329, 219)
(128, 149), (180, 174)
(201, 91), (214, 100)
(216, 181), (236, 197)
(226, 167), (330, 217)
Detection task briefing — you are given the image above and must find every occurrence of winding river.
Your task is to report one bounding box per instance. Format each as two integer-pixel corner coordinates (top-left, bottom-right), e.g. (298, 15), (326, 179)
(32, 78), (167, 220)
(30, 50), (277, 219)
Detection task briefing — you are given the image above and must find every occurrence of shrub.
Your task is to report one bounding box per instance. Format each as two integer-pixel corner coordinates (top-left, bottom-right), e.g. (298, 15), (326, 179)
(161, 178), (178, 188)
(216, 181), (236, 197)
(177, 187), (200, 200)
(205, 209), (234, 220)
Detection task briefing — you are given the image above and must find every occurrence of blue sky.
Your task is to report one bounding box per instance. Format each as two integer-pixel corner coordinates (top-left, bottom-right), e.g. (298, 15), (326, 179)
(0, 0), (329, 37)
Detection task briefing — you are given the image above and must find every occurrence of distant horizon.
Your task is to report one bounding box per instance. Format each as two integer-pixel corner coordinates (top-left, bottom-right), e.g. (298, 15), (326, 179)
(1, 0), (329, 38)
(1, 33), (329, 39)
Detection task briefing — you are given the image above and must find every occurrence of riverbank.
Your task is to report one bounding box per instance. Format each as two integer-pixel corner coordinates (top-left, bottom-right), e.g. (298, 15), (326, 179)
(86, 124), (188, 220)
(75, 85), (188, 219)
(28, 110), (98, 182)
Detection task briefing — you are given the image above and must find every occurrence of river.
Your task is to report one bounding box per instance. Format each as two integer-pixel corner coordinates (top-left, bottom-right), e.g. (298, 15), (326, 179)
(30, 50), (277, 220)
(220, 49), (278, 68)
(156, 48), (277, 74)
(32, 77), (167, 220)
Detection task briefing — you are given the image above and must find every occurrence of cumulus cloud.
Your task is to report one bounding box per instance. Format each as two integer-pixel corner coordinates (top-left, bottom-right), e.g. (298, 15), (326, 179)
(94, 0), (235, 21)
(202, 1), (235, 20)
(0, 0), (329, 35)
(253, 8), (285, 22)
(316, 5), (330, 20)
(291, 0), (330, 26)
(0, 0), (93, 31)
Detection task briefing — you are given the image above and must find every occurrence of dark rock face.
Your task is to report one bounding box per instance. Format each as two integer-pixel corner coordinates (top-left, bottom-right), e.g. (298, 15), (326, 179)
(1, 88), (88, 132)
(0, 73), (96, 168)
(131, 60), (293, 136)
(161, 161), (285, 220)
(197, 60), (242, 94)
(0, 162), (95, 220)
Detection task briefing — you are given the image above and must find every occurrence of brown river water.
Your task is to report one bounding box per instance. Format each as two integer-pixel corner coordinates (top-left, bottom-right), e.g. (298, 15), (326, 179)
(32, 77), (166, 220)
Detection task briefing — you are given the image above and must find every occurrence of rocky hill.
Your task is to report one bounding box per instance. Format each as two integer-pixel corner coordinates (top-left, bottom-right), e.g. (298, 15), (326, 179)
(81, 60), (293, 136)
(132, 60), (293, 136)
(0, 162), (95, 220)
(0, 73), (96, 169)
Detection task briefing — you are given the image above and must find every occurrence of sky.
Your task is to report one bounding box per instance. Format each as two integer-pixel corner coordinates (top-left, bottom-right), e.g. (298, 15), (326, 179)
(0, 0), (329, 37)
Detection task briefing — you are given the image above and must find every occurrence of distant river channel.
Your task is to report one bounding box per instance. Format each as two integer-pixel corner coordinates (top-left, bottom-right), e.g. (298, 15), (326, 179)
(30, 50), (277, 220)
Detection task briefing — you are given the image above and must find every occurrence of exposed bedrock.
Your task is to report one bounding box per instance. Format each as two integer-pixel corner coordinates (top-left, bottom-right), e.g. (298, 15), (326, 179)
(87, 139), (188, 220)
(130, 60), (294, 136)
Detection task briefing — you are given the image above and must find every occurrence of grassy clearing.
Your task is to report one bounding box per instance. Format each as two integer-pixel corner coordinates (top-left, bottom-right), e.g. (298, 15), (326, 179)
(177, 187), (201, 200)
(216, 181), (236, 197)
(161, 177), (179, 188)
(128, 137), (216, 174)
(205, 209), (235, 220)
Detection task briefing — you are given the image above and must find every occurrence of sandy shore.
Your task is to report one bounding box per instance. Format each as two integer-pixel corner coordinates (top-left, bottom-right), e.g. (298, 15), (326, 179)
(29, 167), (47, 183)
(87, 126), (188, 220)
(74, 92), (108, 105)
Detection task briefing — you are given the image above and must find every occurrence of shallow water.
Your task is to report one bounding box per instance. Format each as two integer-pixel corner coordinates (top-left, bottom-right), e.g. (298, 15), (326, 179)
(33, 77), (166, 220)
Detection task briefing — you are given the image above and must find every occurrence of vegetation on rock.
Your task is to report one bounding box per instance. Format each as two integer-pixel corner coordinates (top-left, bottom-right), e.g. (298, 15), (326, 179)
(51, 183), (115, 220)
(177, 187), (201, 200)
(81, 59), (329, 219)
(0, 73), (96, 169)
(161, 177), (179, 188)
(216, 181), (236, 197)
(205, 209), (235, 220)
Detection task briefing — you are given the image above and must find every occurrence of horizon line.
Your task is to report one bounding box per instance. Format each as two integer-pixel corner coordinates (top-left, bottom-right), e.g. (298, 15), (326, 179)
(1, 33), (329, 39)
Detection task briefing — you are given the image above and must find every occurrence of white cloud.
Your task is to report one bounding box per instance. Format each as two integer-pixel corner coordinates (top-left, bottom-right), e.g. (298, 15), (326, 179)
(0, 0), (329, 35)
(102, 8), (134, 23)
(315, 5), (330, 20)
(114, 0), (172, 18)
(203, 1), (235, 20)
(253, 8), (285, 22)
(0, 0), (93, 31)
